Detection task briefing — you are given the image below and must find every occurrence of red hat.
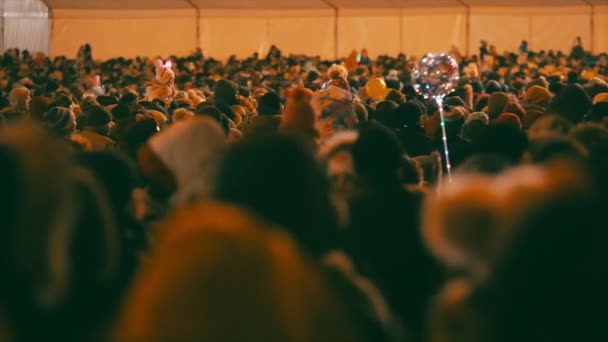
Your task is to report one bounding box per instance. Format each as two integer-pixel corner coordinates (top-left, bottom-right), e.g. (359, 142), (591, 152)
(496, 112), (522, 130)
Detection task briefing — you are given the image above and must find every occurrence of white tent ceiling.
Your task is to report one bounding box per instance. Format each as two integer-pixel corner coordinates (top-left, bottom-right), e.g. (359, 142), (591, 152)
(39, 0), (608, 10)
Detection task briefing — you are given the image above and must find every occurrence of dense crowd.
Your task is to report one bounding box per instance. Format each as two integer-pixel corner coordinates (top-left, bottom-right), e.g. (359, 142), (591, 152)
(1, 42), (608, 341)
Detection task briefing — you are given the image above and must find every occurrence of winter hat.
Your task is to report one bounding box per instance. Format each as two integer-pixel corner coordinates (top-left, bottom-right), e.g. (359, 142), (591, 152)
(280, 88), (317, 137)
(485, 80), (502, 94)
(496, 113), (522, 130)
(187, 89), (205, 107)
(97, 95), (119, 107)
(173, 91), (190, 106)
(592, 92), (608, 104)
(84, 105), (112, 127)
(443, 106), (467, 122)
(253, 87), (269, 103)
(42, 107), (76, 137)
(525, 85), (552, 106)
(143, 117), (226, 205)
(80, 96), (100, 113)
(214, 79), (238, 106)
(487, 92), (511, 119)
(139, 110), (167, 128)
(503, 102), (526, 122)
(120, 93), (139, 106)
(257, 91), (282, 116)
(141, 101), (167, 116)
(465, 112), (490, 126)
(444, 96), (467, 110)
(524, 76), (550, 91)
(172, 108), (195, 122)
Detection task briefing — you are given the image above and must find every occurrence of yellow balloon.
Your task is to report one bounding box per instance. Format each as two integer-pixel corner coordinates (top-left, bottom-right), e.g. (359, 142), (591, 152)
(365, 78), (390, 101)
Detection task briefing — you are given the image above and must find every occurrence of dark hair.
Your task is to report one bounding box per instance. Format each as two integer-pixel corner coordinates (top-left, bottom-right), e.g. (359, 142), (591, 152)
(214, 135), (337, 256)
(372, 100), (398, 126)
(546, 84), (593, 124)
(352, 121), (404, 179)
(474, 123), (528, 163)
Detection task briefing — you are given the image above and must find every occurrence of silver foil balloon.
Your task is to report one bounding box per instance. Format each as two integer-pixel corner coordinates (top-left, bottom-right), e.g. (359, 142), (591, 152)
(412, 54), (459, 99)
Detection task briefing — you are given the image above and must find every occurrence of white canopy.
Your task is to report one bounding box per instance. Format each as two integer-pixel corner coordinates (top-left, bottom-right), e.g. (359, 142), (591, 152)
(2, 0), (608, 59)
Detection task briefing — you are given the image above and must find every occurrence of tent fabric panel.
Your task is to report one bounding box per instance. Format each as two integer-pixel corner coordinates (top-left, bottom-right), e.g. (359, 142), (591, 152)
(199, 16), (268, 60)
(193, 0), (329, 10)
(469, 13), (530, 54)
(530, 14), (591, 53)
(3, 17), (50, 53)
(46, 0), (192, 10)
(337, 14), (401, 58)
(266, 16), (335, 59)
(52, 10), (197, 59)
(402, 13), (467, 57)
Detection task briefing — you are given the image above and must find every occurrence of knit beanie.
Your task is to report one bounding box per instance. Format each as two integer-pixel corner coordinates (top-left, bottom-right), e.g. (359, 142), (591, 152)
(503, 102), (527, 123)
(496, 113), (522, 130)
(525, 77), (550, 91)
(525, 85), (552, 106)
(80, 96), (99, 113)
(485, 80), (502, 95)
(173, 108), (195, 122)
(42, 107), (76, 136)
(465, 112), (489, 126)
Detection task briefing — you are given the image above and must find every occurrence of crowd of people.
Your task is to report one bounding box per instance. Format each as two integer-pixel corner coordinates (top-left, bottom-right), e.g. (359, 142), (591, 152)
(1, 41), (608, 341)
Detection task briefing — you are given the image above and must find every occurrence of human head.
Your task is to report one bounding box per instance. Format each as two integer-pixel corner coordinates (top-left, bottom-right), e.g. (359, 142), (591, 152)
(257, 91), (282, 116)
(42, 107), (77, 138)
(113, 202), (365, 342)
(487, 92), (511, 120)
(83, 105), (113, 135)
(214, 135), (337, 257)
(9, 87), (31, 111)
(546, 84), (593, 124)
(525, 85), (552, 107)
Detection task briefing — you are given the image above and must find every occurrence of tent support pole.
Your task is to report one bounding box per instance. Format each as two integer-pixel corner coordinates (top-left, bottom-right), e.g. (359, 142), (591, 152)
(456, 0), (470, 57)
(185, 0), (201, 50)
(583, 0), (595, 54)
(322, 0), (339, 60)
(40, 0), (53, 56)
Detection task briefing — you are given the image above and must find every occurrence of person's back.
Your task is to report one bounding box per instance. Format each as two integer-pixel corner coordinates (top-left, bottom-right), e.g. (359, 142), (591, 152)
(345, 122), (444, 341)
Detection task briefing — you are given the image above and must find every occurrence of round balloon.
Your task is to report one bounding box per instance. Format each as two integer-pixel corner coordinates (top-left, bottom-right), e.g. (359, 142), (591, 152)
(412, 54), (460, 99)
